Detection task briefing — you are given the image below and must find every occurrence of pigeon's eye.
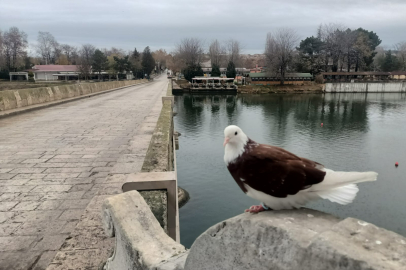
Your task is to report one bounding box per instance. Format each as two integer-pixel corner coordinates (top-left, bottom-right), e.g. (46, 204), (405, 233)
(235, 132), (238, 135)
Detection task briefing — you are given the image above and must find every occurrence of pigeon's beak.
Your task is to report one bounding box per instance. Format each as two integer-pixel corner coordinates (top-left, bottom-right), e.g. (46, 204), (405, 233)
(223, 137), (230, 147)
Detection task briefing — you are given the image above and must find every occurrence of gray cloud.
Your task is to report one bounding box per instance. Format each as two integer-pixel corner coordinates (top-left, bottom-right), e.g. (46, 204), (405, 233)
(1, 0), (406, 54)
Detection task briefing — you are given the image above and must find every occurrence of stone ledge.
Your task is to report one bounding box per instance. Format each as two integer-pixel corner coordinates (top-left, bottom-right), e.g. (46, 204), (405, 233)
(102, 190), (187, 270)
(185, 208), (406, 270)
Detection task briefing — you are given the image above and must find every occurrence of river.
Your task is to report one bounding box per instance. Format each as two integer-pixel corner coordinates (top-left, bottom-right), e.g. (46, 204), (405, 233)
(174, 93), (406, 248)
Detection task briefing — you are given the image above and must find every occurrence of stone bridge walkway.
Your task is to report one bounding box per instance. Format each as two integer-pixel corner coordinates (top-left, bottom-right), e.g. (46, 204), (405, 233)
(0, 76), (168, 270)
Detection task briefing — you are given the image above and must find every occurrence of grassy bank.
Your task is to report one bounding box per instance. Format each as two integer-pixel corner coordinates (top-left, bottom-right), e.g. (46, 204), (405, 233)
(238, 83), (324, 94)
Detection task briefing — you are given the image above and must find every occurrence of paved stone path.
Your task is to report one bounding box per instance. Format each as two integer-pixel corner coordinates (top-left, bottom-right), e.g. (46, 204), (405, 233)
(0, 76), (168, 270)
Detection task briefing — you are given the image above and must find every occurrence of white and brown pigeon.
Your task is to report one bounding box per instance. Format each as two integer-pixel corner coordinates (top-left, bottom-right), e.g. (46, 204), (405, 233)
(223, 125), (378, 213)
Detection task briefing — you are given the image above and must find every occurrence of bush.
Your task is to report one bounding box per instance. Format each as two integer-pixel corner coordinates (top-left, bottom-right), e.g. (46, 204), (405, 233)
(315, 74), (324, 84)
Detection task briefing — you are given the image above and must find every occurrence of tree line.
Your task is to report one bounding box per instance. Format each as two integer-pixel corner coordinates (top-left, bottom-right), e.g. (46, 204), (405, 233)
(171, 23), (406, 84)
(0, 27), (172, 80)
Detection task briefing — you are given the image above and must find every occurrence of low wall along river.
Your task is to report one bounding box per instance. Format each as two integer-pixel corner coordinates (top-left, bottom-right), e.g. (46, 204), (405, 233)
(325, 82), (406, 92)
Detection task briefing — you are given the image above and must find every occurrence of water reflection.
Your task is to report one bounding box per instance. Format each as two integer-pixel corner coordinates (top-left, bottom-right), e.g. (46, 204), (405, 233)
(174, 93), (406, 248)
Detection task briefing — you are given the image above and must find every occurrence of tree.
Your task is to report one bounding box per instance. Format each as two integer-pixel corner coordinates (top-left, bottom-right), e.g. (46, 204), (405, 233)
(227, 39), (242, 67)
(92, 49), (108, 80)
(317, 23), (346, 72)
(130, 47), (142, 78)
(394, 42), (406, 71)
(226, 61), (236, 79)
(209, 40), (226, 67)
(152, 49), (168, 71)
(357, 28), (382, 70)
(183, 64), (203, 82)
(297, 36), (324, 74)
(265, 28), (299, 85)
(77, 44), (95, 80)
(36, 31), (59, 64)
(141, 46), (155, 75)
(380, 50), (401, 72)
(174, 38), (204, 67)
(3, 27), (28, 71)
(61, 44), (77, 64)
(113, 56), (132, 80)
(211, 63), (221, 77)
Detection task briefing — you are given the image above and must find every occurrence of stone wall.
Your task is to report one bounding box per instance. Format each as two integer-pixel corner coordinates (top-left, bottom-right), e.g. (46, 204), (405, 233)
(138, 82), (175, 233)
(0, 79), (147, 111)
(325, 82), (406, 92)
(102, 191), (406, 270)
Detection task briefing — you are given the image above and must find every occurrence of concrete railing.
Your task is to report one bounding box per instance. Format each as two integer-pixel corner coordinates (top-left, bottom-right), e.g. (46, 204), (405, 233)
(103, 190), (406, 270)
(0, 79), (147, 111)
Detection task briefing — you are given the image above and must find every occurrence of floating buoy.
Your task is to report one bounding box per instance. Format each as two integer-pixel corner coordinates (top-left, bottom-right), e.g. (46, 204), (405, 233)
(395, 162), (399, 167)
(321, 123), (323, 127)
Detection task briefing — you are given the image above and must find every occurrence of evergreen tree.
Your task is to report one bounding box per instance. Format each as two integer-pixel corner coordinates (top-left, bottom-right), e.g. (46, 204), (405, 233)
(381, 50), (401, 72)
(226, 61), (236, 79)
(132, 48), (140, 60)
(297, 36), (324, 75)
(211, 63), (221, 77)
(141, 46), (155, 76)
(113, 55), (132, 79)
(92, 49), (109, 80)
(183, 64), (203, 82)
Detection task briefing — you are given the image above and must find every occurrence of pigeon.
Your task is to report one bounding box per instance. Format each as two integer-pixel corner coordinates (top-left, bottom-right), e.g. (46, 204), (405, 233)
(223, 125), (378, 213)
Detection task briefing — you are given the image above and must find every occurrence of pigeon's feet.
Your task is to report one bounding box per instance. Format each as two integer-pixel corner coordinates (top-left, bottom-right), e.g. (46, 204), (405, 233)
(245, 205), (269, 213)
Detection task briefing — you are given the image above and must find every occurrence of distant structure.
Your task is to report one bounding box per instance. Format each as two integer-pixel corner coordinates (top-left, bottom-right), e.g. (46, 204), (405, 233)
(9, 65), (134, 81)
(249, 72), (313, 85)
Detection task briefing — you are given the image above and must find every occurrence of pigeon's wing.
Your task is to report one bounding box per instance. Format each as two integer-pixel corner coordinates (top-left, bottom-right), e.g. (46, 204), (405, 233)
(237, 144), (326, 198)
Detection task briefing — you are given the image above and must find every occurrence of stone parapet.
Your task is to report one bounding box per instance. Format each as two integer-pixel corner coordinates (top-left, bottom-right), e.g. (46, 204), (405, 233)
(0, 79), (147, 111)
(102, 191), (406, 270)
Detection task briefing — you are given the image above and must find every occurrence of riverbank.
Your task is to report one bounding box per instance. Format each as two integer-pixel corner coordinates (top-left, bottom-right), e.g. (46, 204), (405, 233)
(238, 83), (324, 94)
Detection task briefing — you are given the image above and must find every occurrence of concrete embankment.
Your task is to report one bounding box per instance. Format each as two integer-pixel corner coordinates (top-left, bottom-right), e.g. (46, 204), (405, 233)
(325, 82), (406, 92)
(0, 79), (147, 112)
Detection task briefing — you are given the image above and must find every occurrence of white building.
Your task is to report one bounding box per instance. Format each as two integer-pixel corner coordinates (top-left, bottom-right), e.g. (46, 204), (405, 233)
(9, 65), (134, 81)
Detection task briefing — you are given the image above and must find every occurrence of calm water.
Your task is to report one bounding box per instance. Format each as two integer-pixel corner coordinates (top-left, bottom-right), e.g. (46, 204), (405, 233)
(174, 93), (406, 248)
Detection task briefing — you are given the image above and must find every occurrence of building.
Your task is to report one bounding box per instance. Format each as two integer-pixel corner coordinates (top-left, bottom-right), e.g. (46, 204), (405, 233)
(9, 65), (134, 81)
(249, 72), (313, 85)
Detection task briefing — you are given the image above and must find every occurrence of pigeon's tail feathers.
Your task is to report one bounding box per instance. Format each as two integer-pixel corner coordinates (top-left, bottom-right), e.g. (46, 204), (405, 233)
(317, 184), (359, 205)
(310, 169), (377, 205)
(316, 169), (378, 190)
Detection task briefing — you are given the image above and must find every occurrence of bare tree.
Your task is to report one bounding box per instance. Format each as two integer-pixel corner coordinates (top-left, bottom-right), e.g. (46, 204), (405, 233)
(3, 27), (28, 71)
(77, 44), (95, 80)
(265, 28), (299, 85)
(395, 42), (406, 71)
(60, 44), (78, 64)
(0, 30), (3, 69)
(36, 31), (60, 64)
(317, 23), (347, 72)
(174, 38), (204, 67)
(209, 39), (226, 67)
(227, 39), (242, 67)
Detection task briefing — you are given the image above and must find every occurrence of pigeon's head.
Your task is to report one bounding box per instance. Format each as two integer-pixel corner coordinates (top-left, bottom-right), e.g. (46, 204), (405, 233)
(223, 125), (248, 147)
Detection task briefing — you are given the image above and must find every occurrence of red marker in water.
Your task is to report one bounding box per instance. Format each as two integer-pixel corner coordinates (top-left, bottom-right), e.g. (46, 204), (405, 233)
(395, 162), (399, 167)
(321, 123), (323, 127)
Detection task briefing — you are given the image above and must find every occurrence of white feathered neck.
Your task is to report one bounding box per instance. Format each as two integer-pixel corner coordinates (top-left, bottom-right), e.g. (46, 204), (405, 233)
(224, 133), (249, 165)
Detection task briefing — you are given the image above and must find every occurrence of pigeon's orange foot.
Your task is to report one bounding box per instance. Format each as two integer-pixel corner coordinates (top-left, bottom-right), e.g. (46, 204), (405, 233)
(245, 205), (268, 213)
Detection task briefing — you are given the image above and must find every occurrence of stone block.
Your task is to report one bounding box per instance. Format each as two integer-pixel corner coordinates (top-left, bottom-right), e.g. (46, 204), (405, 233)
(102, 190), (186, 270)
(184, 209), (406, 270)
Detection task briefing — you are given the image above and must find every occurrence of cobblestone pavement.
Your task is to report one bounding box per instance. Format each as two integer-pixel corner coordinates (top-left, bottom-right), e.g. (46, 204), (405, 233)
(0, 76), (168, 270)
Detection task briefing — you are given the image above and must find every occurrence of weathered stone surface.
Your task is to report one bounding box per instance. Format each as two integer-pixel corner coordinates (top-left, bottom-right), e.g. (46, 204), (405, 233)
(102, 190), (186, 270)
(153, 251), (189, 270)
(184, 209), (406, 270)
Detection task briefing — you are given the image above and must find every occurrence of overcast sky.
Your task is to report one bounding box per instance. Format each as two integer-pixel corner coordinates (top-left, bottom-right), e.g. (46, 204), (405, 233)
(1, 0), (406, 55)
